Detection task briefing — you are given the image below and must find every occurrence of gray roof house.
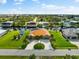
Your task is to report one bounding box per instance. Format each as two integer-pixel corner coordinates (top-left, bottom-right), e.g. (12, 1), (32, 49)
(62, 28), (79, 39)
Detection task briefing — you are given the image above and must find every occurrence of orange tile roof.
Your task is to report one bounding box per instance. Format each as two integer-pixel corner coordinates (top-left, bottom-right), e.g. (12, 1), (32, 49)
(30, 29), (50, 36)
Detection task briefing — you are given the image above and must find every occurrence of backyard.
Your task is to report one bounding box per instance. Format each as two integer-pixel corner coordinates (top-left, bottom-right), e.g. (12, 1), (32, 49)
(49, 30), (78, 49)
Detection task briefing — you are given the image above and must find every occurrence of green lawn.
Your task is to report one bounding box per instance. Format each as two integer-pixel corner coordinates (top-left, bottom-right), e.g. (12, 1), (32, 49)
(49, 30), (78, 49)
(0, 30), (30, 49)
(40, 56), (65, 59)
(0, 56), (29, 59)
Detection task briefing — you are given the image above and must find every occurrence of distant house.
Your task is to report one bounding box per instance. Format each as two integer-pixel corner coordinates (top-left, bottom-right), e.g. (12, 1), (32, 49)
(2, 21), (13, 28)
(62, 20), (79, 27)
(74, 17), (79, 20)
(38, 22), (49, 28)
(62, 20), (71, 27)
(70, 20), (79, 24)
(26, 21), (37, 29)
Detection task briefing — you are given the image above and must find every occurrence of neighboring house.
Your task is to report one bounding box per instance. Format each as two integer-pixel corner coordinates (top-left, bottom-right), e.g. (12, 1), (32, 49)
(2, 21), (13, 28)
(62, 28), (79, 39)
(26, 21), (37, 29)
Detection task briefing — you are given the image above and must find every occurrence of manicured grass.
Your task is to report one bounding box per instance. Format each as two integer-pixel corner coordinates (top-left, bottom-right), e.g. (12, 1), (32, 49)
(72, 56), (79, 59)
(0, 30), (30, 49)
(0, 56), (29, 59)
(49, 30), (78, 49)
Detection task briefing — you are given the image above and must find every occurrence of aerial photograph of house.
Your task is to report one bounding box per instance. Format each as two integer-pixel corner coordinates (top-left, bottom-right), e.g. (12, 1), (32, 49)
(0, 0), (79, 59)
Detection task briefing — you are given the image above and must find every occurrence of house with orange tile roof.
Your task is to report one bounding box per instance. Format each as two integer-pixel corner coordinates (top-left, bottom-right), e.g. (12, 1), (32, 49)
(30, 29), (50, 36)
(29, 29), (51, 39)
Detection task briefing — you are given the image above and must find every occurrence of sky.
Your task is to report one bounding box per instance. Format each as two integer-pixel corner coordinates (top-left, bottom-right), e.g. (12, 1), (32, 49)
(0, 0), (79, 14)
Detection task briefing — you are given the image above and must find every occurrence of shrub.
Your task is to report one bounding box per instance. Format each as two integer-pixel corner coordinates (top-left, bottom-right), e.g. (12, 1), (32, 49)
(20, 30), (30, 49)
(21, 42), (29, 49)
(34, 43), (45, 49)
(29, 54), (36, 59)
(21, 44), (26, 49)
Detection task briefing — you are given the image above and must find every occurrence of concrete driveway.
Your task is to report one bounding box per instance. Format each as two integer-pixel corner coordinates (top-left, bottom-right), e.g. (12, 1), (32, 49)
(25, 40), (53, 50)
(70, 40), (79, 48)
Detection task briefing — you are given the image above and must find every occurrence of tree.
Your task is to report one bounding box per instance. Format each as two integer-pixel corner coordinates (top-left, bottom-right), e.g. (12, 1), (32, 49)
(65, 55), (71, 59)
(29, 54), (36, 59)
(48, 22), (54, 30)
(37, 24), (42, 28)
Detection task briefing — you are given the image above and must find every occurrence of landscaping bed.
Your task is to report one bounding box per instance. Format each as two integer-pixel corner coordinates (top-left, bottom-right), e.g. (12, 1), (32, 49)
(34, 43), (45, 49)
(49, 30), (78, 49)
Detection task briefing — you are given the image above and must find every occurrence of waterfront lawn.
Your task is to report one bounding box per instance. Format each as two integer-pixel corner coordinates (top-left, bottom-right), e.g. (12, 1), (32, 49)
(0, 30), (30, 49)
(49, 30), (78, 49)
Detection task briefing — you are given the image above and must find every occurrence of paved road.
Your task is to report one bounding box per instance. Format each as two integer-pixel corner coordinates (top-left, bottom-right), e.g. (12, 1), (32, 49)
(0, 49), (79, 56)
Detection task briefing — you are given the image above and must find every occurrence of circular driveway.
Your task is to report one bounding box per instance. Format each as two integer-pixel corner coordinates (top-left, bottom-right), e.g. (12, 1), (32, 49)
(25, 40), (53, 50)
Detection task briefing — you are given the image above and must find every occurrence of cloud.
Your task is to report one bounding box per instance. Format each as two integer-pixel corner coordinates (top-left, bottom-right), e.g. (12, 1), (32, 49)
(32, 0), (39, 1)
(32, 0), (40, 3)
(0, 0), (7, 4)
(14, 0), (24, 4)
(8, 7), (26, 14)
(74, 0), (79, 2)
(1, 3), (79, 14)
(36, 4), (79, 14)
